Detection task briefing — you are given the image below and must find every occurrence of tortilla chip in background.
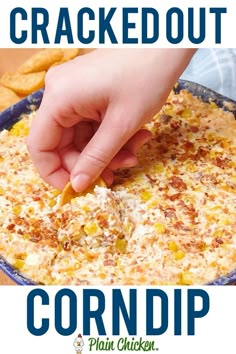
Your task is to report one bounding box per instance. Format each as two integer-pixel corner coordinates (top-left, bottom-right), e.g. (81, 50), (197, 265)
(0, 86), (20, 112)
(0, 71), (46, 96)
(17, 49), (64, 74)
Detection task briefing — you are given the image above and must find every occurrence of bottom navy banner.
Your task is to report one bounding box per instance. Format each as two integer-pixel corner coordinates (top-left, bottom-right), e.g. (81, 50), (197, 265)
(0, 286), (235, 354)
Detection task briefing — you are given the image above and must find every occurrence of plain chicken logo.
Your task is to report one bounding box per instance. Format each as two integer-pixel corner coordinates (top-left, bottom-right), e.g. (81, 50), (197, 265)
(73, 334), (84, 354)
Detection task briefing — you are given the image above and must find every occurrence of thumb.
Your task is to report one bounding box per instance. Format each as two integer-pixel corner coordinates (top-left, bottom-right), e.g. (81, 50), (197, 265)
(71, 108), (137, 192)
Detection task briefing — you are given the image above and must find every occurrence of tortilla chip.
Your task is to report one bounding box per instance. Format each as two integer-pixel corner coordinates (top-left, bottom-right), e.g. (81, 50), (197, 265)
(0, 86), (20, 112)
(0, 71), (46, 96)
(50, 49), (80, 69)
(49, 59), (67, 69)
(60, 177), (106, 207)
(62, 48), (80, 61)
(17, 49), (63, 74)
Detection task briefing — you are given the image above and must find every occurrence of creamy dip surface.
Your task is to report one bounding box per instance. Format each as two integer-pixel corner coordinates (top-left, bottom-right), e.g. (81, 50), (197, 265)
(0, 89), (236, 285)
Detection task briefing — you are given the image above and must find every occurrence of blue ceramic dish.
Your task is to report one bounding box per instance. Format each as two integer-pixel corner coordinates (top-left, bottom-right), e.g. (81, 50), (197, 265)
(0, 81), (235, 286)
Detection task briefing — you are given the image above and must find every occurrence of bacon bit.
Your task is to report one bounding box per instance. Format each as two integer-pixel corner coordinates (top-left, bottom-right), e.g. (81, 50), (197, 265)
(63, 241), (71, 251)
(182, 240), (206, 253)
(200, 174), (217, 185)
(13, 215), (29, 227)
(190, 146), (208, 161)
(181, 227), (192, 232)
(97, 212), (109, 228)
(178, 201), (198, 220)
(182, 141), (195, 151)
(197, 146), (208, 157)
(156, 134), (162, 143)
(156, 133), (176, 145)
(32, 196), (41, 201)
(29, 233), (42, 243)
(146, 174), (157, 183)
(177, 153), (189, 162)
(212, 238), (224, 248)
(135, 265), (143, 273)
(15, 253), (25, 260)
(171, 97), (182, 104)
(7, 223), (15, 231)
(170, 120), (182, 130)
(190, 126), (199, 133)
(215, 156), (229, 169)
(158, 144), (169, 154)
(104, 259), (116, 267)
(60, 211), (70, 227)
(169, 176), (187, 191)
(164, 208), (176, 218)
(169, 193), (181, 201)
(160, 114), (172, 124)
(174, 221), (185, 230)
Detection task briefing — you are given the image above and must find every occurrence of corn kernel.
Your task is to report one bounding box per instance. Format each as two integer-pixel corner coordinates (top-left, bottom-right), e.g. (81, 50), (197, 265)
(0, 187), (4, 196)
(62, 258), (69, 265)
(12, 205), (21, 215)
(138, 275), (147, 282)
(209, 150), (217, 158)
(185, 162), (197, 172)
(219, 218), (231, 226)
(13, 259), (24, 270)
(155, 162), (164, 173)
(123, 221), (133, 234)
(175, 249), (185, 260)
(213, 230), (223, 238)
(154, 223), (166, 234)
(207, 133), (216, 143)
(231, 176), (236, 184)
(84, 222), (99, 236)
(98, 273), (107, 279)
(164, 106), (174, 116)
(221, 140), (230, 149)
(210, 261), (217, 267)
(181, 108), (192, 118)
(10, 120), (29, 137)
(115, 238), (127, 253)
(168, 241), (178, 252)
(209, 101), (218, 109)
(82, 205), (90, 212)
(38, 200), (44, 210)
(140, 191), (152, 201)
(51, 189), (61, 197)
(147, 200), (158, 209)
(85, 252), (98, 261)
(188, 118), (200, 126)
(48, 199), (57, 207)
(27, 206), (35, 214)
(178, 271), (194, 285)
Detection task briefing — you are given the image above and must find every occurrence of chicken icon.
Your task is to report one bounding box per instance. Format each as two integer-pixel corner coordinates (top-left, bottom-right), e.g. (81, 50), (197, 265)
(73, 334), (84, 354)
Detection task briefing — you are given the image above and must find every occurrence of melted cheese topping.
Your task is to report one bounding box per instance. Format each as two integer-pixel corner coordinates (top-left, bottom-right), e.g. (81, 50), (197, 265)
(0, 89), (236, 285)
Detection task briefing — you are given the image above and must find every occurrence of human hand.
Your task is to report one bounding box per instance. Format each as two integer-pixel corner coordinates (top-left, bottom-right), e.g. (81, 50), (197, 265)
(27, 49), (195, 191)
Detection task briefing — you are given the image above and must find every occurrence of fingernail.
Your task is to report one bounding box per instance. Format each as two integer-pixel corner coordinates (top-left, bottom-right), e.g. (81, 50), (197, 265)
(72, 173), (91, 192)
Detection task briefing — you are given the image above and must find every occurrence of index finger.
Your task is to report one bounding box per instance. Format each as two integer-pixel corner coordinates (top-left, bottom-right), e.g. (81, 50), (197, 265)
(26, 97), (69, 190)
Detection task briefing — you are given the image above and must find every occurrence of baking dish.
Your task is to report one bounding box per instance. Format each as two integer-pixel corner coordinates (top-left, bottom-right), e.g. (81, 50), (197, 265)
(0, 81), (235, 285)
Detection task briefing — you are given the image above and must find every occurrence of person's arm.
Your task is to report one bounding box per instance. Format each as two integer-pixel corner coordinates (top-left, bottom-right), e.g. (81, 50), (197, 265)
(27, 48), (196, 191)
